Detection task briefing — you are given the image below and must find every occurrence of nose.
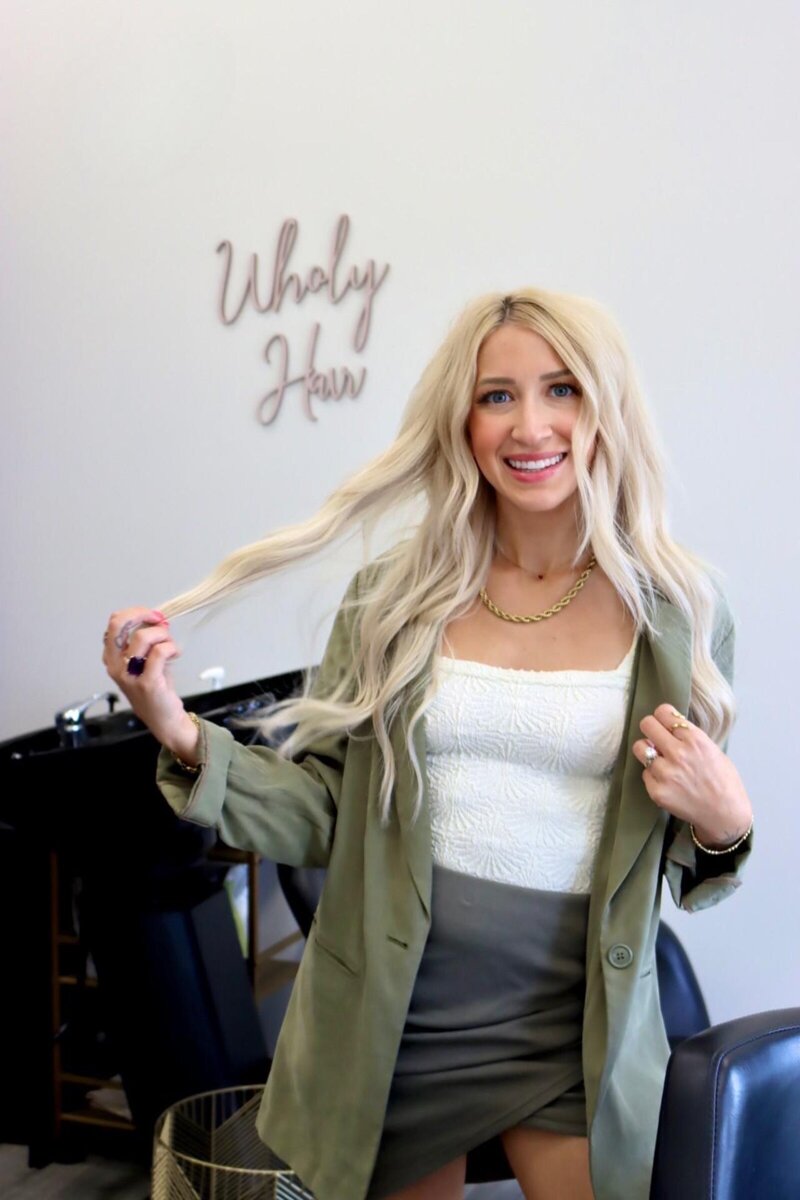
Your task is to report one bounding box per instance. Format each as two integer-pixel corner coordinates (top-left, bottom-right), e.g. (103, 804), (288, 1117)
(510, 397), (553, 444)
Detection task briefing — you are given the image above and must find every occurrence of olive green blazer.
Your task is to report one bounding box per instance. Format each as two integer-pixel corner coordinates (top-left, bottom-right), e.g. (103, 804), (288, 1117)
(156, 565), (752, 1200)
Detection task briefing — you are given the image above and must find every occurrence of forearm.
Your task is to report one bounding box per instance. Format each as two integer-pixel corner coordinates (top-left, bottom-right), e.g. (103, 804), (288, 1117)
(162, 710), (202, 767)
(156, 717), (339, 866)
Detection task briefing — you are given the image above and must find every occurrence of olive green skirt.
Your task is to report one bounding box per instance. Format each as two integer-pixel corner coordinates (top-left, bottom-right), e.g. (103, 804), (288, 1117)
(366, 863), (590, 1198)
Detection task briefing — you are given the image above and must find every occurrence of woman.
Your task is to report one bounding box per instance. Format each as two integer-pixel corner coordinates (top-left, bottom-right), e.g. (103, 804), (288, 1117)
(103, 288), (754, 1200)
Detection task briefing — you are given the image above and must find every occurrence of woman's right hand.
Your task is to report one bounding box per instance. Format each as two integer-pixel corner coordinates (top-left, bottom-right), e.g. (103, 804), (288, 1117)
(102, 607), (199, 761)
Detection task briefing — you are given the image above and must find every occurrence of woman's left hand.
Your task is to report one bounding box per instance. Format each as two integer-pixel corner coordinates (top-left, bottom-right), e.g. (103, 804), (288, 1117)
(632, 703), (753, 847)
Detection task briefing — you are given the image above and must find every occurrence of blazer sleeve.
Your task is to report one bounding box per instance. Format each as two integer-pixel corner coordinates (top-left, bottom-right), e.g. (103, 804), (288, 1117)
(154, 569), (362, 868)
(662, 594), (754, 912)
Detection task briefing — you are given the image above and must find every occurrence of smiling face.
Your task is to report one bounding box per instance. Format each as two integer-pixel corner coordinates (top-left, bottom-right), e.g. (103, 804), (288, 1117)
(467, 322), (594, 518)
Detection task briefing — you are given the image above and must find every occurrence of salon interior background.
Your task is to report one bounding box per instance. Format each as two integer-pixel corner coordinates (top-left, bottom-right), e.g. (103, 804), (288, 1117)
(3, 1), (798, 1031)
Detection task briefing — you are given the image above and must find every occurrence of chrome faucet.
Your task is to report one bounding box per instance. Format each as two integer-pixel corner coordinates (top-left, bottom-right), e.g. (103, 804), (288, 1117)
(55, 691), (120, 749)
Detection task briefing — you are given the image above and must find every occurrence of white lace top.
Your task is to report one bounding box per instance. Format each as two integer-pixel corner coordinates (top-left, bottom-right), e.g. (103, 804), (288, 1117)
(424, 634), (639, 894)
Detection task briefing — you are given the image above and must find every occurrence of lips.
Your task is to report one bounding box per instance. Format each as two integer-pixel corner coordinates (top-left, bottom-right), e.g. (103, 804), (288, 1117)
(504, 452), (568, 469)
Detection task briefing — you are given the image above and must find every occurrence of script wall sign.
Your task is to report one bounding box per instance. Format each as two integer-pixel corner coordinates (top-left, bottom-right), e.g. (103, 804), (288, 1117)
(217, 214), (390, 425)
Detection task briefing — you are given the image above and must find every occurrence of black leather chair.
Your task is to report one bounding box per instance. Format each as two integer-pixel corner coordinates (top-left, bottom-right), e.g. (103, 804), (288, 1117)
(277, 865), (800, 1198)
(650, 1007), (800, 1200)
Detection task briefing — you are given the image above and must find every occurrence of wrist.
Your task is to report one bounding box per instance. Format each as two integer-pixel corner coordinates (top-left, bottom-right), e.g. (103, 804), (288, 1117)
(690, 811), (753, 854)
(692, 788), (753, 849)
(165, 711), (202, 767)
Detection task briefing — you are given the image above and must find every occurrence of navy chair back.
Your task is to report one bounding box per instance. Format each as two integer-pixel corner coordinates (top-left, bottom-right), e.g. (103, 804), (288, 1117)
(650, 1008), (800, 1200)
(655, 920), (711, 1047)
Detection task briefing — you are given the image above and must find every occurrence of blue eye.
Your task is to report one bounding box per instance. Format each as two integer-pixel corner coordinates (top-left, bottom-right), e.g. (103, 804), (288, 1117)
(550, 383), (579, 398)
(477, 390), (512, 405)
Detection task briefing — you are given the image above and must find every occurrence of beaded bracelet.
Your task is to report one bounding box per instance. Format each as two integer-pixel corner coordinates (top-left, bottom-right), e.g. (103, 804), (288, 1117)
(174, 711), (203, 776)
(690, 817), (753, 855)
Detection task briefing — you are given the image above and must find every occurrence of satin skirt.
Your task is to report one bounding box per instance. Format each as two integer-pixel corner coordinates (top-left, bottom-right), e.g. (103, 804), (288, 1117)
(366, 863), (590, 1199)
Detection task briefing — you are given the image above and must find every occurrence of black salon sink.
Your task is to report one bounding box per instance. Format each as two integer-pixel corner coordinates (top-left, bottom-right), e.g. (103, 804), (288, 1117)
(4, 712), (146, 760)
(3, 666), (303, 766)
(0, 667), (305, 881)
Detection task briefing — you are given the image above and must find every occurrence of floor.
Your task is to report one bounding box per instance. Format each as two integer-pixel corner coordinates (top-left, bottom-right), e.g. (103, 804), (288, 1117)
(0, 1143), (150, 1199)
(0, 1143), (524, 1198)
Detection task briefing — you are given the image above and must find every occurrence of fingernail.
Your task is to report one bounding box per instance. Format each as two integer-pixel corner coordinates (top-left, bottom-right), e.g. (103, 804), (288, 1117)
(153, 610), (167, 620)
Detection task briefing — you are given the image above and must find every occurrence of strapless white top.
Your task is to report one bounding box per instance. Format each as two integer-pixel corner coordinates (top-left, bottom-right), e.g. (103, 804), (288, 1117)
(424, 634), (639, 894)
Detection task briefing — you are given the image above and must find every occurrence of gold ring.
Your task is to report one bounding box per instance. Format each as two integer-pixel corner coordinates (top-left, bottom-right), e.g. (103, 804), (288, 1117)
(670, 720), (690, 731)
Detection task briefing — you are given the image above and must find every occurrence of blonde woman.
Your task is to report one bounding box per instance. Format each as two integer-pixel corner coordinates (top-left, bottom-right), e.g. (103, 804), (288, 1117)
(102, 289), (754, 1200)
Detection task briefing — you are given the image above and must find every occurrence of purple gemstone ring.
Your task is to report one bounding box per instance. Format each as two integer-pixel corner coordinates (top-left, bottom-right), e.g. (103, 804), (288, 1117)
(125, 655), (147, 677)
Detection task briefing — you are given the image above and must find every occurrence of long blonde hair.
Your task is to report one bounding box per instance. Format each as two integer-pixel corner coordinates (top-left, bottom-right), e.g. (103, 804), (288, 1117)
(157, 287), (736, 826)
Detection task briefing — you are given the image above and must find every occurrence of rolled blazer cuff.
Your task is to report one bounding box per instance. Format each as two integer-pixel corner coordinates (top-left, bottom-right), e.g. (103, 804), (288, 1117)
(663, 817), (754, 913)
(663, 593), (753, 912)
(156, 716), (233, 825)
(156, 716), (337, 867)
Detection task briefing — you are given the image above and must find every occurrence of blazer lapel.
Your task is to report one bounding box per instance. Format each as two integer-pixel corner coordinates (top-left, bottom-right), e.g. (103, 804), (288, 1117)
(602, 592), (693, 906)
(391, 592), (693, 924)
(391, 666), (435, 923)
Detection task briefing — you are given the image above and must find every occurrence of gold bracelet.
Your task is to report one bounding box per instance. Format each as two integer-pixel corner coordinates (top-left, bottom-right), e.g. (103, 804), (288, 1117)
(690, 817), (753, 855)
(174, 711), (202, 776)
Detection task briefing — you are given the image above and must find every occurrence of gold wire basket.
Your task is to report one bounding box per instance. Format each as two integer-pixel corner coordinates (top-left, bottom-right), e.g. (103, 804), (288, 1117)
(151, 1085), (315, 1199)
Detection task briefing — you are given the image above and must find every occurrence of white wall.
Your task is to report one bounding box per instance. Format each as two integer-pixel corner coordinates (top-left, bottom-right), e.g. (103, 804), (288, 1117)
(3, 1), (798, 1027)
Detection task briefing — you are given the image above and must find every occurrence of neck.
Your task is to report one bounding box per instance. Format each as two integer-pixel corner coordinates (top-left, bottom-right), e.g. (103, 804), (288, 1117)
(494, 499), (586, 576)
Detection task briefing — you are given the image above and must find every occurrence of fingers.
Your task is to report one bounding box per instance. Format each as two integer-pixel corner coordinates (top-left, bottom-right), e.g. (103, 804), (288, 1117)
(631, 737), (659, 769)
(103, 608), (178, 683)
(122, 622), (173, 662)
(101, 608), (191, 745)
(651, 702), (694, 735)
(105, 607), (167, 652)
(638, 703), (694, 758)
(122, 638), (181, 683)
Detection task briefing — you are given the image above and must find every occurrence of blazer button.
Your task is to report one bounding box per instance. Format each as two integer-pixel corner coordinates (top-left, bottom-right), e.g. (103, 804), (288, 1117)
(607, 943), (634, 969)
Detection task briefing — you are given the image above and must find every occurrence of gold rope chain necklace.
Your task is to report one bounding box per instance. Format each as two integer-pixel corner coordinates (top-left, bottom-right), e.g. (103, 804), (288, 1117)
(479, 554), (598, 624)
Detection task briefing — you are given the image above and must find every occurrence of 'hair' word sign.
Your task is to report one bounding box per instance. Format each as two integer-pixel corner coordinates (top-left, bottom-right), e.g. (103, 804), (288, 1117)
(217, 214), (390, 425)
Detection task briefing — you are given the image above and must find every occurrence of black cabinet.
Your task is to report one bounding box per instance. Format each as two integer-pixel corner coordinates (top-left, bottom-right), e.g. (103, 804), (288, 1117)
(0, 669), (303, 1169)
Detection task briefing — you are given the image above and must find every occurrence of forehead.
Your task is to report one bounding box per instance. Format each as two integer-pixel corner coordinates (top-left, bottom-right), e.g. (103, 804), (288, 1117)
(475, 324), (566, 377)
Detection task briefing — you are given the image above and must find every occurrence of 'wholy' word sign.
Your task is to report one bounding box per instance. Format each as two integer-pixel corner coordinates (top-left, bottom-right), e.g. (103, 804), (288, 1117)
(217, 214), (390, 425)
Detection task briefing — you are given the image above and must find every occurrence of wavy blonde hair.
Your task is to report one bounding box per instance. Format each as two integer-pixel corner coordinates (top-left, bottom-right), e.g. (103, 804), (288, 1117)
(157, 287), (736, 827)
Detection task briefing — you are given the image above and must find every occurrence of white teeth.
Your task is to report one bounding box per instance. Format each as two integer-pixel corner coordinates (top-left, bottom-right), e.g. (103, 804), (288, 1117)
(507, 454), (565, 472)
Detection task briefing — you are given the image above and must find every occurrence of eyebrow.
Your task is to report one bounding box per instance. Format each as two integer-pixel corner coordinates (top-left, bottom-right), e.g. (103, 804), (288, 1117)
(475, 369), (576, 387)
